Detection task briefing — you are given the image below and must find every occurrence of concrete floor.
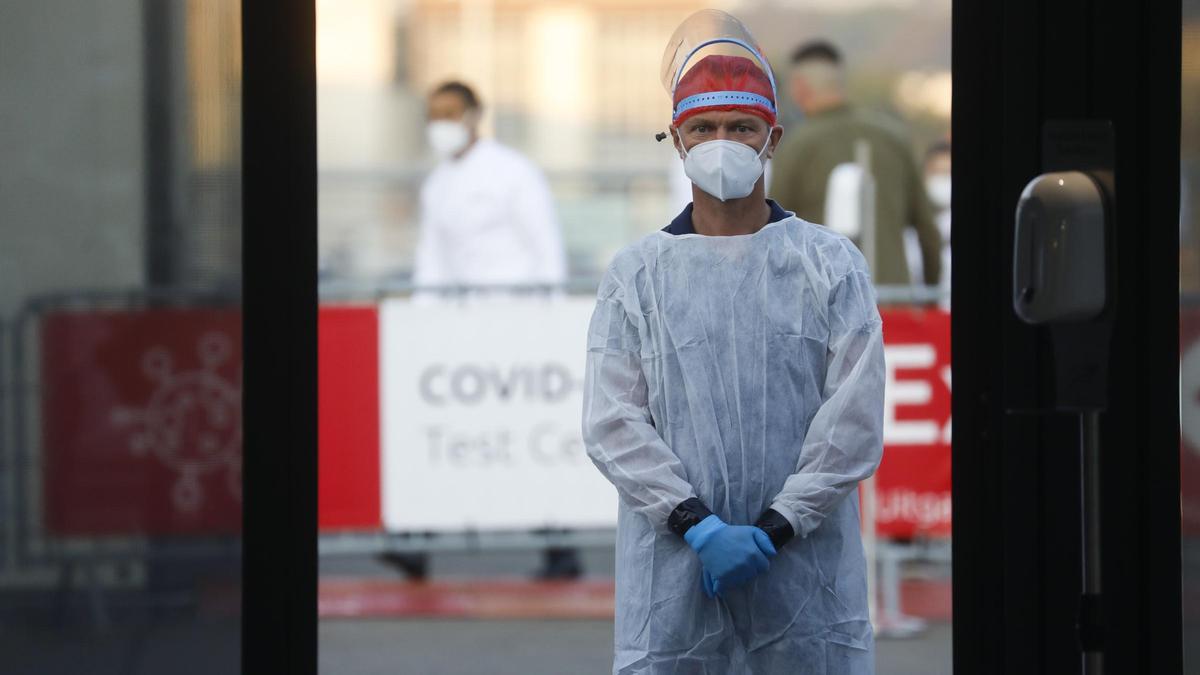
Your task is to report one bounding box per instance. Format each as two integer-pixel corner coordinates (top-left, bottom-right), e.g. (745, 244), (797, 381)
(319, 618), (952, 675)
(319, 547), (952, 674)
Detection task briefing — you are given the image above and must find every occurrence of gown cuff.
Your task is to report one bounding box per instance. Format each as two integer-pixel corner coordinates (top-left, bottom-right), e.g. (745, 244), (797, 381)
(755, 508), (796, 549)
(667, 497), (713, 538)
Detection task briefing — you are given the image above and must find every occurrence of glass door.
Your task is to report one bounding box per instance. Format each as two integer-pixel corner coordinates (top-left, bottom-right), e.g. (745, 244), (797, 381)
(0, 2), (243, 672)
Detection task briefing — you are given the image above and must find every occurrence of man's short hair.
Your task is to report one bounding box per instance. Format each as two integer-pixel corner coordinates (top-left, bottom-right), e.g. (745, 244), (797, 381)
(790, 41), (844, 94)
(431, 80), (481, 111)
(790, 40), (842, 66)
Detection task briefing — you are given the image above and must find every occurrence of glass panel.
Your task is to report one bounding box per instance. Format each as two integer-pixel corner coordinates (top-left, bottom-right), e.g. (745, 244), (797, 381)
(1181, 1), (1200, 670)
(317, 2), (950, 673)
(0, 2), (242, 672)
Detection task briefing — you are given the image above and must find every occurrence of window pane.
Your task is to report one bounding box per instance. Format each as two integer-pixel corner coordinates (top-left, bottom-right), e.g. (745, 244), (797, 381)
(1181, 1), (1200, 670)
(0, 2), (242, 672)
(317, 2), (951, 673)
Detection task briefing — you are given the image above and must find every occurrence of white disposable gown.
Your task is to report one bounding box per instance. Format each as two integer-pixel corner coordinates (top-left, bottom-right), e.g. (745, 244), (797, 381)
(582, 215), (885, 674)
(414, 139), (567, 287)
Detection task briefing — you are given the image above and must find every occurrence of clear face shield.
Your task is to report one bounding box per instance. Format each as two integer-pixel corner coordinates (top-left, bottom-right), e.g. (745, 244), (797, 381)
(660, 9), (778, 116)
(661, 10), (779, 201)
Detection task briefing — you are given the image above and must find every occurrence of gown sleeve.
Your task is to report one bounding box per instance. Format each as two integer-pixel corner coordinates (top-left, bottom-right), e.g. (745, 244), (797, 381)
(768, 250), (886, 538)
(581, 273), (697, 533)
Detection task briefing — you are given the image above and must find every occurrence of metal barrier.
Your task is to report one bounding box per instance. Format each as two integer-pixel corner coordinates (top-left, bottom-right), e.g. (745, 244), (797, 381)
(315, 280), (952, 636)
(318, 528), (618, 557)
(0, 283), (952, 628)
(2, 289), (242, 628)
(314, 278), (950, 540)
(320, 278), (949, 304)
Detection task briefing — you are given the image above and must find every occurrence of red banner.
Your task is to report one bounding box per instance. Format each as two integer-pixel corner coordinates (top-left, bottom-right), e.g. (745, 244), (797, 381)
(875, 307), (952, 538)
(37, 303), (952, 538)
(41, 309), (242, 535)
(319, 305), (382, 530)
(315, 303), (953, 537)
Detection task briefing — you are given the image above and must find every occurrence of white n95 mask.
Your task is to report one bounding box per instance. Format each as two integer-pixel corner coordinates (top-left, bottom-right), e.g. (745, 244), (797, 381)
(681, 134), (770, 202)
(427, 120), (471, 159)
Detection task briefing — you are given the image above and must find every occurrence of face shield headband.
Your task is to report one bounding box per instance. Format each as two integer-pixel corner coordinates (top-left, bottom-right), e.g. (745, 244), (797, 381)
(670, 37), (778, 127)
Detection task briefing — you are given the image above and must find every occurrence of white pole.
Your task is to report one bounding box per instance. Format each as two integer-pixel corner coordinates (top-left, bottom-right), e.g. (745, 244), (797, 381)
(855, 139), (877, 276)
(862, 477), (879, 631)
(854, 138), (880, 631)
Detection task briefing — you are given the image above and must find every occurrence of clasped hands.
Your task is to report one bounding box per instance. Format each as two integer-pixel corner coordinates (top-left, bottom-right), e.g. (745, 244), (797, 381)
(683, 514), (777, 598)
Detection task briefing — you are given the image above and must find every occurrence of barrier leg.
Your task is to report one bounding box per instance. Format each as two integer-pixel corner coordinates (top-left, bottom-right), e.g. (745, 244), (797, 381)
(537, 547), (583, 580)
(85, 562), (111, 630)
(378, 552), (429, 581)
(862, 477), (878, 630)
(874, 540), (927, 639)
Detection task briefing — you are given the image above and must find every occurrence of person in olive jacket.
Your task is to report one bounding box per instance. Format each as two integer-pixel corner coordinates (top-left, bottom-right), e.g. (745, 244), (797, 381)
(770, 40), (942, 287)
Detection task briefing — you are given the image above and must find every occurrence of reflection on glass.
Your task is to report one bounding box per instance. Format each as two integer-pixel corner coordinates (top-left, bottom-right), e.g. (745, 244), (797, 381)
(0, 2), (242, 673)
(1182, 2), (1200, 671)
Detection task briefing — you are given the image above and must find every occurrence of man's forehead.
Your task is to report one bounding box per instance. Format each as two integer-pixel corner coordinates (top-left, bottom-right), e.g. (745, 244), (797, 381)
(683, 112), (767, 126)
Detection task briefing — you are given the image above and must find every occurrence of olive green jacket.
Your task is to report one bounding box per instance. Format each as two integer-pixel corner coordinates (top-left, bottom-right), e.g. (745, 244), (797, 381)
(769, 105), (942, 286)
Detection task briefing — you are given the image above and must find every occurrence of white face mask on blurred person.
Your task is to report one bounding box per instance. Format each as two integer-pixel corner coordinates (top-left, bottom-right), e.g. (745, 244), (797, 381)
(680, 133), (771, 202)
(427, 120), (471, 159)
(926, 173), (952, 209)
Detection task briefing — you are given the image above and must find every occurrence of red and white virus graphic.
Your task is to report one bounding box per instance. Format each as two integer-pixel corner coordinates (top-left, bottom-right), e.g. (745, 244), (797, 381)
(111, 331), (242, 513)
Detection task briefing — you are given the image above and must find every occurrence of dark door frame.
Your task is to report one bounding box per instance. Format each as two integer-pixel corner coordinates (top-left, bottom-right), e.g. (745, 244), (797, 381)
(241, 1), (317, 672)
(234, 1), (1187, 672)
(952, 2), (1181, 673)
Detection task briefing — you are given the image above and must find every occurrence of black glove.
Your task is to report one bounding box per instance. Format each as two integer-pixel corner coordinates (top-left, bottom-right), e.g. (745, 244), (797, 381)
(667, 497), (713, 538)
(754, 508), (795, 550)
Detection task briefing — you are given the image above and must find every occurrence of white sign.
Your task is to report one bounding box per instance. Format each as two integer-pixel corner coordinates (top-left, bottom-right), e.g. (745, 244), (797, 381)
(380, 297), (619, 531)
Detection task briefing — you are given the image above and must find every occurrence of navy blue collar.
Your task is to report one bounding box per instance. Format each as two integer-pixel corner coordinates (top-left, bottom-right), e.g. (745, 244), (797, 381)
(662, 199), (791, 235)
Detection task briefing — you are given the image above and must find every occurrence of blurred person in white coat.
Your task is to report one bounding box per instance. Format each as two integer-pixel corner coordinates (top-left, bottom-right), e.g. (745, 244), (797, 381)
(414, 81), (567, 290)
(401, 81), (580, 579)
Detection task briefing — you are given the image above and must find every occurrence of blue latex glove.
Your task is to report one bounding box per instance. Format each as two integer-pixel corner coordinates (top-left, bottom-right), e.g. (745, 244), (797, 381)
(685, 515), (777, 597)
(701, 569), (717, 598)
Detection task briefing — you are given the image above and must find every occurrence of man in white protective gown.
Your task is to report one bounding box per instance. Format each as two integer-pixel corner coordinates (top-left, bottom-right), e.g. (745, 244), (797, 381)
(414, 81), (567, 290)
(581, 11), (885, 674)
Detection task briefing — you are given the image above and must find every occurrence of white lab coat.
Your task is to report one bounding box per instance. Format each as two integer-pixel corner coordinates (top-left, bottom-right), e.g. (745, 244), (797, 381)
(903, 205), (952, 301)
(413, 139), (567, 288)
